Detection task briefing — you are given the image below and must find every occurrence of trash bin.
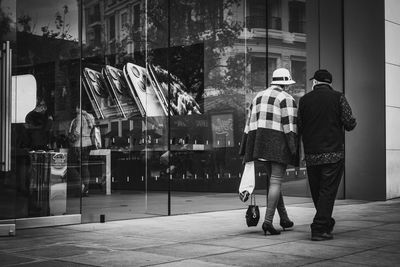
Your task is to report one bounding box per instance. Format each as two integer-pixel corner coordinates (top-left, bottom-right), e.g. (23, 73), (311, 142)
(28, 151), (67, 216)
(49, 152), (67, 215)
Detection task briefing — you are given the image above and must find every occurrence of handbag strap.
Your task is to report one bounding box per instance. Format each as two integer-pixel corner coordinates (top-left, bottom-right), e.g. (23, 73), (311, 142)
(250, 194), (256, 205)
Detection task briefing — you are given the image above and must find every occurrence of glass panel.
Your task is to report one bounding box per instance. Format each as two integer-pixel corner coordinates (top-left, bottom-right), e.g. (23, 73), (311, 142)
(0, 0), (16, 220)
(81, 0), (169, 222)
(167, 0), (249, 214)
(267, 0), (309, 197)
(143, 0), (169, 215)
(1, 0), (81, 219)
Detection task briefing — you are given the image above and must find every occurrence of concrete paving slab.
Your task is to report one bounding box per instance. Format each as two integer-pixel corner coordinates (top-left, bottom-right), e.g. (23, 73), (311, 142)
(293, 224), (358, 234)
(332, 220), (385, 229)
(15, 227), (83, 238)
(194, 236), (287, 249)
(14, 260), (95, 267)
(239, 230), (309, 241)
(78, 236), (177, 250)
(0, 236), (73, 252)
(370, 223), (400, 232)
(116, 230), (230, 243)
(60, 222), (133, 232)
(356, 214), (400, 224)
(62, 250), (182, 267)
(37, 231), (117, 244)
(373, 243), (400, 253)
(338, 250), (400, 266)
(136, 243), (238, 259)
(337, 228), (400, 241)
(0, 252), (35, 266)
(16, 244), (110, 258)
(196, 249), (320, 267)
(301, 259), (366, 267)
(152, 259), (232, 267)
(252, 241), (365, 259)
(297, 235), (396, 250)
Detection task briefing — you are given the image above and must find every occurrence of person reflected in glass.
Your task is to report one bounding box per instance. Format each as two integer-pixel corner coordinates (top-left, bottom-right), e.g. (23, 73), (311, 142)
(25, 99), (54, 151)
(68, 104), (95, 197)
(240, 68), (299, 235)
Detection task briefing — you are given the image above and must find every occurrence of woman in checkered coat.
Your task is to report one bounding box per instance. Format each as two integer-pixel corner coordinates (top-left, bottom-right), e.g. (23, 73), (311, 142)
(240, 68), (298, 235)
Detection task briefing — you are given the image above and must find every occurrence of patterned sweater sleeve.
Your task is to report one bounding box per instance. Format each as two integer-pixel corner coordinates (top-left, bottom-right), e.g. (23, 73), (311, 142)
(340, 95), (357, 131)
(280, 97), (298, 156)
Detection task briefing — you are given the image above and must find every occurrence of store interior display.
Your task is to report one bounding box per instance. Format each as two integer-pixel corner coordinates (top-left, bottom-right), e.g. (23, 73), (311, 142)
(103, 65), (140, 119)
(83, 67), (123, 119)
(148, 64), (202, 116)
(123, 63), (167, 117)
(82, 60), (208, 150)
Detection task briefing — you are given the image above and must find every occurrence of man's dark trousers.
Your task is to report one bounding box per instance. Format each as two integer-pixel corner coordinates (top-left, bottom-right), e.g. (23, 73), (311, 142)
(307, 159), (344, 234)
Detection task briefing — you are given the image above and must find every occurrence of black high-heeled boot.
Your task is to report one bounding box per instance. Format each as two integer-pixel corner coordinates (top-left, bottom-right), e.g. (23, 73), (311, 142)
(262, 221), (281, 235)
(280, 219), (294, 230)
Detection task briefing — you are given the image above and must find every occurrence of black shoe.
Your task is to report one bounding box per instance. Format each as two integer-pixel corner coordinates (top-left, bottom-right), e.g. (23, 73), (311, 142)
(311, 232), (333, 241)
(280, 219), (294, 230)
(239, 190), (250, 202)
(262, 222), (281, 236)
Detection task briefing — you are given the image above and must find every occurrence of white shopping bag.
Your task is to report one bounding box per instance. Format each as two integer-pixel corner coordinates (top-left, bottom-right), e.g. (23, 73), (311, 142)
(239, 161), (255, 195)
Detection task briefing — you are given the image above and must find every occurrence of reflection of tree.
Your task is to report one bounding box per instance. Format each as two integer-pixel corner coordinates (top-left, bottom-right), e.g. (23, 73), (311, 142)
(14, 4), (80, 125)
(17, 5), (74, 41)
(0, 3), (13, 39)
(17, 15), (32, 33)
(115, 0), (244, 93)
(149, 0), (243, 91)
(42, 5), (73, 40)
(222, 53), (250, 89)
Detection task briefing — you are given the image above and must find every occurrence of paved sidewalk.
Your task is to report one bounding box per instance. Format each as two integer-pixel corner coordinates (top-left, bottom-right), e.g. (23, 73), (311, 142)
(1, 198), (400, 266)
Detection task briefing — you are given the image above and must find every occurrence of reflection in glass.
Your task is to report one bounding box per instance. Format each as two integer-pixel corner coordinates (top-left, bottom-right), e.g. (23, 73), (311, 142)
(267, 0), (308, 197)
(124, 62), (166, 117)
(0, 0), (82, 219)
(148, 64), (201, 116)
(103, 65), (139, 118)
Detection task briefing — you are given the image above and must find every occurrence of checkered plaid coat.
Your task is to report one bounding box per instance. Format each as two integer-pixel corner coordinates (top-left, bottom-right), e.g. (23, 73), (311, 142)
(239, 86), (299, 165)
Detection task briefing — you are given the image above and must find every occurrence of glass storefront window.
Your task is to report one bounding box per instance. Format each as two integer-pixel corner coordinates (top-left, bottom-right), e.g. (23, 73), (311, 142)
(0, 0), (311, 225)
(0, 0), (81, 220)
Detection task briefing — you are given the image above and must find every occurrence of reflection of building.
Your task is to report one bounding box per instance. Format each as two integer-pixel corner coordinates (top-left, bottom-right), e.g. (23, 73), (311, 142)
(83, 0), (306, 94)
(84, 0), (141, 61)
(15, 32), (80, 136)
(266, 0), (306, 96)
(227, 0), (306, 94)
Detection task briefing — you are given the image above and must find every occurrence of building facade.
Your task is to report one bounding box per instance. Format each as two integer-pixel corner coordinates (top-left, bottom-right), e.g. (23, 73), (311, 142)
(0, 0), (398, 229)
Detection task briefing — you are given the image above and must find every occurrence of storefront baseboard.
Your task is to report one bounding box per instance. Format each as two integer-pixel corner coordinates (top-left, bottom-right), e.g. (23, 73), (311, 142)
(15, 215), (81, 229)
(0, 224), (16, 236)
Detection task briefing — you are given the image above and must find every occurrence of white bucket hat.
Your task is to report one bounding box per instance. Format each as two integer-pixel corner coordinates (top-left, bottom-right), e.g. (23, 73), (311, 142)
(271, 68), (296, 85)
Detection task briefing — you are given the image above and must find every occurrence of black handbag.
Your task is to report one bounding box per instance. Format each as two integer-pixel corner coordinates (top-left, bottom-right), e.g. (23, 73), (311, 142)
(245, 194), (260, 227)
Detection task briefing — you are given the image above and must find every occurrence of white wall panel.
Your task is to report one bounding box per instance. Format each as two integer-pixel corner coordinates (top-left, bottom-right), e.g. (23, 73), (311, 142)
(387, 150), (400, 199)
(386, 63), (400, 107)
(385, 21), (400, 66)
(386, 106), (400, 150)
(385, 0), (400, 25)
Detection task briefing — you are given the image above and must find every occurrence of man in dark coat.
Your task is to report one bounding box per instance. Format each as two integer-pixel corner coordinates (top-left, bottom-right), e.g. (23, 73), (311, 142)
(298, 69), (357, 241)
